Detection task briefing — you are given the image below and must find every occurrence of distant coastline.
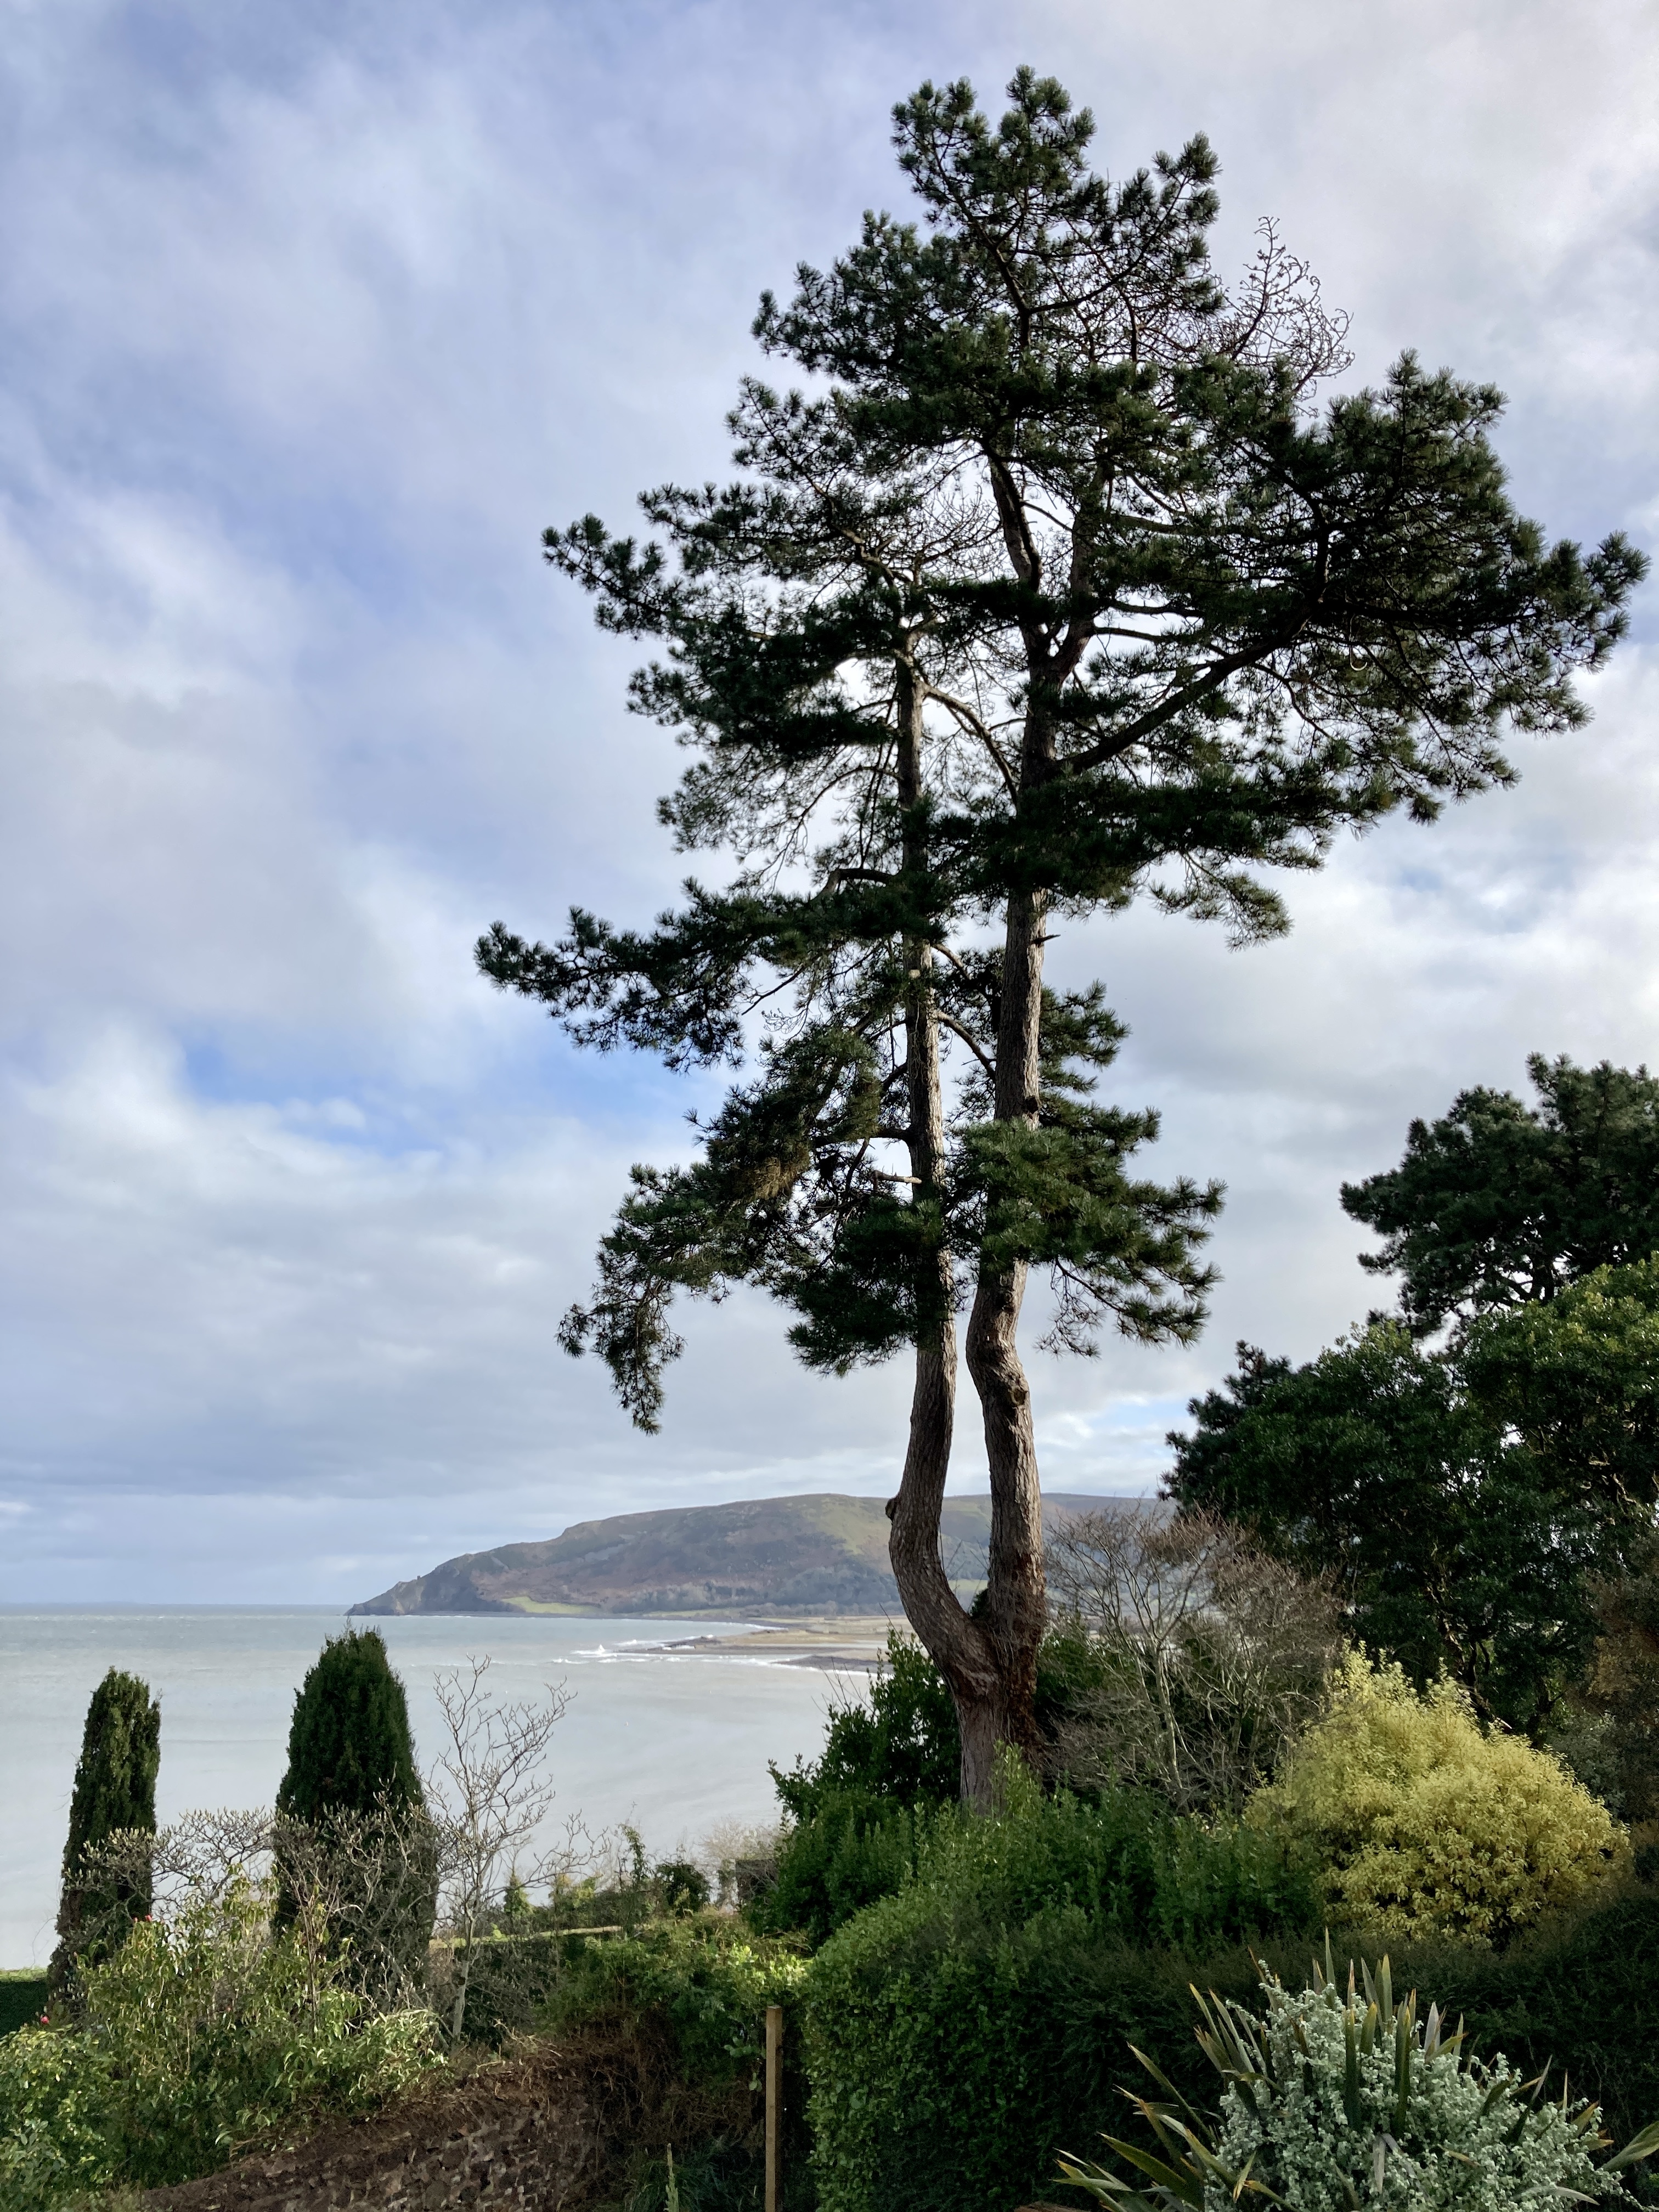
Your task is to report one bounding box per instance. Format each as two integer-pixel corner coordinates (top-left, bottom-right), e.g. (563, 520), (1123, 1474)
(349, 1489), (1136, 1619)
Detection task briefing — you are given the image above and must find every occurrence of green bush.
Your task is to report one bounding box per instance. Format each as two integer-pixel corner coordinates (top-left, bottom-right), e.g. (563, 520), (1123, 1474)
(803, 1880), (1659, 2212)
(801, 1785), (1319, 2212)
(1248, 1651), (1626, 1944)
(748, 1793), (935, 1946)
(277, 1628), (422, 1821)
(547, 1918), (807, 2085)
(52, 1668), (161, 1984)
(772, 1637), (960, 1822)
(0, 1878), (441, 2203)
(0, 2027), (115, 2210)
(548, 1921), (815, 2212)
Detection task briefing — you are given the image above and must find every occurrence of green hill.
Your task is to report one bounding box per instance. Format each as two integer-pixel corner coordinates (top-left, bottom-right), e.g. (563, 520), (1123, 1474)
(349, 1491), (1123, 1618)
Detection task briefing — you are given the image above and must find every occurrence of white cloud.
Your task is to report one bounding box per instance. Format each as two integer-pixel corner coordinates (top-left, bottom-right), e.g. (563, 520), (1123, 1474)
(0, 0), (1654, 1599)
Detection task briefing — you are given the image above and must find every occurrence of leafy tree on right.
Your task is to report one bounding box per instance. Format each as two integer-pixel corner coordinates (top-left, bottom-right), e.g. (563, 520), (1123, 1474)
(1171, 1054), (1659, 1737)
(1342, 1054), (1659, 1334)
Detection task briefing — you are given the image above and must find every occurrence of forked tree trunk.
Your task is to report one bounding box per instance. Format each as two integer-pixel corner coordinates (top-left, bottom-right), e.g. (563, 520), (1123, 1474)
(884, 656), (1003, 1808)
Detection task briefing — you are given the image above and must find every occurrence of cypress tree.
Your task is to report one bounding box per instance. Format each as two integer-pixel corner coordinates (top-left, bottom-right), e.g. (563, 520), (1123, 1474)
(51, 1667), (161, 1984)
(482, 70), (1645, 1804)
(275, 1628), (433, 1995)
(276, 1627), (421, 1821)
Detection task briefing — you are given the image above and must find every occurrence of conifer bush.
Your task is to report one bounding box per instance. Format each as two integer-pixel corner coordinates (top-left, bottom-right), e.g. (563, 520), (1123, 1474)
(50, 1668), (161, 1986)
(1246, 1651), (1624, 1944)
(275, 1628), (435, 1996)
(277, 1628), (422, 1820)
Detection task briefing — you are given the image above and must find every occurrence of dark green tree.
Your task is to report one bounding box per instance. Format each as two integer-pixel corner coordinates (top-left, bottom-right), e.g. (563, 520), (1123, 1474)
(276, 1628), (422, 1821)
(276, 1628), (433, 1993)
(1342, 1055), (1659, 1335)
(482, 71), (1642, 1802)
(51, 1667), (161, 1985)
(1169, 1263), (1659, 1735)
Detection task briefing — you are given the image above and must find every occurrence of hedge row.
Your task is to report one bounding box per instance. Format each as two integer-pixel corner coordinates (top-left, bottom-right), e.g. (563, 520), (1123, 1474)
(802, 1883), (1659, 2212)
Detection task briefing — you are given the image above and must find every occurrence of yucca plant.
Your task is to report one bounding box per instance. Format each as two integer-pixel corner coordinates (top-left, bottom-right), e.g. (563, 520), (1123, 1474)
(1059, 1944), (1659, 2208)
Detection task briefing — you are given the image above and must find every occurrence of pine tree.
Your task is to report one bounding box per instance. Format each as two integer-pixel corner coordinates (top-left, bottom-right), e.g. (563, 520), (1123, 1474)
(51, 1667), (161, 1984)
(482, 71), (1644, 1803)
(276, 1627), (421, 1821)
(1342, 1054), (1659, 1334)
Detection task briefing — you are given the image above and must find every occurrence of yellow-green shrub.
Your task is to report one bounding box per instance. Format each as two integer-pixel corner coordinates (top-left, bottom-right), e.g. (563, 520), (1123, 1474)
(1246, 1651), (1624, 1944)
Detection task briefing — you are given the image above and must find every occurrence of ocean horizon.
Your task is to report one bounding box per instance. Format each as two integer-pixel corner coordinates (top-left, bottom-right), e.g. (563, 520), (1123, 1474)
(0, 1605), (840, 1968)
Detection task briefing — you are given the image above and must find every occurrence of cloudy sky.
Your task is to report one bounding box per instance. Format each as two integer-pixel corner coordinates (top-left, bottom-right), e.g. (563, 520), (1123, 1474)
(1, 0), (1655, 1605)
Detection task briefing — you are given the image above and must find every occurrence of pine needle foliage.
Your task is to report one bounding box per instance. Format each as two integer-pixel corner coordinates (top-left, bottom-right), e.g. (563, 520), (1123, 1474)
(1342, 1055), (1659, 1337)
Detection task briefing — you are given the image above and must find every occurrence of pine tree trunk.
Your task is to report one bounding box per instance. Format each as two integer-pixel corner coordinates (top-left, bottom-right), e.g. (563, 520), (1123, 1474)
(885, 656), (1003, 1807)
(964, 879), (1051, 1768)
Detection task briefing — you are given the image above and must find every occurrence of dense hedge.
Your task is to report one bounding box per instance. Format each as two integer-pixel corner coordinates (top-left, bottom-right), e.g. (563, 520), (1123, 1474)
(800, 1813), (1659, 2212)
(543, 1921), (815, 2212)
(0, 1977), (48, 2040)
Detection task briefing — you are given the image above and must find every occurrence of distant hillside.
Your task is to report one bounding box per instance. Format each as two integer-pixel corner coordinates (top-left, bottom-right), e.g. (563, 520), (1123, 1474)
(349, 1491), (1122, 1618)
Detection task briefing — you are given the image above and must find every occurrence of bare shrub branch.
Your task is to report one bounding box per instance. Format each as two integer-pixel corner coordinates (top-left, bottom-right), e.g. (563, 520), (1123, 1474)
(1045, 1504), (1340, 1814)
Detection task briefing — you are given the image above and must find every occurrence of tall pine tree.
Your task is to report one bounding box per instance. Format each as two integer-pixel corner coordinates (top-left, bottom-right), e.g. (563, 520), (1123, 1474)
(51, 1667), (161, 1984)
(482, 72), (1643, 1802)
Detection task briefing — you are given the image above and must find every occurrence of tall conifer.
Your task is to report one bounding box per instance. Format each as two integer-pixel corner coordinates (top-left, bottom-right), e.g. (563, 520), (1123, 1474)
(483, 71), (1644, 1802)
(51, 1667), (161, 1984)
(275, 1628), (433, 1994)
(276, 1627), (421, 1821)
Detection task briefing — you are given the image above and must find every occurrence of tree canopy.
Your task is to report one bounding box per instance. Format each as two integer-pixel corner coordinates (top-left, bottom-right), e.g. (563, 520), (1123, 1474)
(1342, 1054), (1659, 1335)
(483, 70), (1642, 1801)
(1167, 1261), (1659, 1735)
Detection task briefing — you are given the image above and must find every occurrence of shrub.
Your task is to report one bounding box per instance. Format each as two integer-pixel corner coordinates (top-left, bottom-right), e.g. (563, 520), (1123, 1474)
(549, 1921), (815, 2212)
(51, 1668), (161, 1984)
(277, 1629), (423, 1821)
(0, 2027), (115, 2210)
(0, 1878), (441, 2202)
(770, 1635), (959, 1822)
(1248, 1650), (1625, 1943)
(275, 1629), (435, 1996)
(802, 1785), (1319, 2212)
(1062, 1951), (1659, 2209)
(801, 1880), (1659, 2212)
(747, 1792), (935, 1946)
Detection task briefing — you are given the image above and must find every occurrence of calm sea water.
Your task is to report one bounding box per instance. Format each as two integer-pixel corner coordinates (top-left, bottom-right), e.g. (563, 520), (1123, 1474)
(0, 1609), (843, 1968)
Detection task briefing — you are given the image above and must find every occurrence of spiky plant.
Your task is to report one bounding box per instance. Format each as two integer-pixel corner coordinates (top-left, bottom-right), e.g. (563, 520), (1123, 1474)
(1059, 1947), (1659, 2209)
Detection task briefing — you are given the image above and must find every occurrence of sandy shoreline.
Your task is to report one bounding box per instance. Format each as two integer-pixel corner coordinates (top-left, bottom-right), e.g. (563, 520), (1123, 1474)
(655, 1615), (904, 1670)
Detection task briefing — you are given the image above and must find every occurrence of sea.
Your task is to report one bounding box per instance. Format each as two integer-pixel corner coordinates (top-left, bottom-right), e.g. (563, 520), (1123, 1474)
(0, 1609), (845, 1970)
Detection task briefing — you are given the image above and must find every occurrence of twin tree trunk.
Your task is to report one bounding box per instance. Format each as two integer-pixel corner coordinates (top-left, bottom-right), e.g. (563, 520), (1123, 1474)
(884, 657), (1051, 1809)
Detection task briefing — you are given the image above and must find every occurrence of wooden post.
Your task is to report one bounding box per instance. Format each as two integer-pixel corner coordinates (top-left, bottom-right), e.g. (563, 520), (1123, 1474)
(765, 2003), (783, 2212)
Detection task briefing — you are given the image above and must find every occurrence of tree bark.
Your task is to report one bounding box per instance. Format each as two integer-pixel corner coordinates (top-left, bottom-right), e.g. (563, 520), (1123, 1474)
(884, 654), (1003, 1806)
(964, 877), (1051, 1770)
